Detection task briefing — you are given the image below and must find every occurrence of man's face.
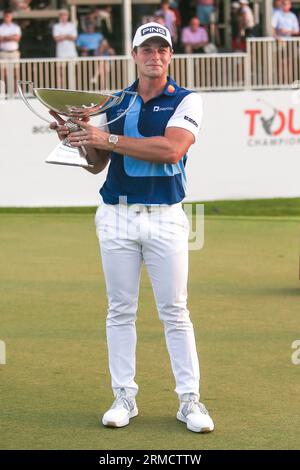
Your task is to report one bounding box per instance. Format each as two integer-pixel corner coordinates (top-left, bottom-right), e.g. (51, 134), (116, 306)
(86, 24), (95, 34)
(132, 39), (172, 79)
(154, 16), (165, 25)
(59, 12), (69, 23)
(190, 18), (200, 31)
(282, 0), (291, 12)
(161, 1), (170, 11)
(3, 13), (13, 24)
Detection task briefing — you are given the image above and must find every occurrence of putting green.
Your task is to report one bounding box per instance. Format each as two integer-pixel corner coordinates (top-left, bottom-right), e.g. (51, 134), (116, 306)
(0, 212), (299, 449)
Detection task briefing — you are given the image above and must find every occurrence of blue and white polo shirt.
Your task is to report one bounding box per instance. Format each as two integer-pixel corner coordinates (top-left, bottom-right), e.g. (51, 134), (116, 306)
(98, 77), (203, 205)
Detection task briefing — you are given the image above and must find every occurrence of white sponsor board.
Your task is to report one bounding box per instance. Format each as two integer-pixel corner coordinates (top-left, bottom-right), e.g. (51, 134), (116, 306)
(0, 99), (106, 207)
(0, 89), (300, 206)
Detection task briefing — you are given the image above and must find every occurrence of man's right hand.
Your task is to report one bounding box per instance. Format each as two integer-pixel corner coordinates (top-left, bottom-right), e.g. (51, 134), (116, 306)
(49, 111), (70, 141)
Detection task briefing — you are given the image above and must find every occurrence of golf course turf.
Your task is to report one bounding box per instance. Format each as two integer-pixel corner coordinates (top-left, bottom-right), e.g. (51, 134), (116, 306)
(1, 200), (300, 449)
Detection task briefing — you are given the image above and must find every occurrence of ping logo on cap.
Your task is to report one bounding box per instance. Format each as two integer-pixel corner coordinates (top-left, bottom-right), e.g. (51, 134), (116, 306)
(141, 26), (167, 37)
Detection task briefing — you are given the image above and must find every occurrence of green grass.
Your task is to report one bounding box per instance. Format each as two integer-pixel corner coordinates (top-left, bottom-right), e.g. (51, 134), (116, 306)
(0, 211), (300, 449)
(0, 196), (300, 217)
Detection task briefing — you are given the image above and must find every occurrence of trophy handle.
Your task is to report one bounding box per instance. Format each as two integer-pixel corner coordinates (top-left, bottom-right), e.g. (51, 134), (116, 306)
(17, 81), (52, 125)
(99, 91), (138, 128)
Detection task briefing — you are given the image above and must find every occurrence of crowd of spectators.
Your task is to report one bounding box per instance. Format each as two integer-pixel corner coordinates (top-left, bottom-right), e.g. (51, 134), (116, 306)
(1, 1), (300, 59)
(52, 9), (114, 59)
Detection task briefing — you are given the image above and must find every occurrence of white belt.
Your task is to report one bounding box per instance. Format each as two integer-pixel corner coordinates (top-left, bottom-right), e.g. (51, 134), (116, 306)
(116, 202), (182, 213)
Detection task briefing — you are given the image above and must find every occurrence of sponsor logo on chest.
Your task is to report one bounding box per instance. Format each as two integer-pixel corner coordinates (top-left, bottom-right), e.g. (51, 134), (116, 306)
(153, 106), (174, 112)
(116, 108), (126, 116)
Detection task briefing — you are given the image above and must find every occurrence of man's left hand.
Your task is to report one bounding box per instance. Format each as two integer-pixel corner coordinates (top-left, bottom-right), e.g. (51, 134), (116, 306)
(67, 119), (110, 150)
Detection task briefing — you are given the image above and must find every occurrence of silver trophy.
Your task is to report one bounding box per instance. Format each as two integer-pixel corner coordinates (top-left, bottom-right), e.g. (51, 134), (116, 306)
(17, 81), (137, 168)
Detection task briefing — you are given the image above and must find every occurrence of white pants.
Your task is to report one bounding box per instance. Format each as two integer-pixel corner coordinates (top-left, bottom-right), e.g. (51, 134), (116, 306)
(95, 202), (200, 399)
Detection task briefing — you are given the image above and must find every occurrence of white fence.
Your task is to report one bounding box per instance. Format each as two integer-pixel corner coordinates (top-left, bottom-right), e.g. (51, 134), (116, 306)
(1, 38), (300, 98)
(246, 37), (300, 89)
(1, 53), (247, 98)
(0, 56), (132, 97)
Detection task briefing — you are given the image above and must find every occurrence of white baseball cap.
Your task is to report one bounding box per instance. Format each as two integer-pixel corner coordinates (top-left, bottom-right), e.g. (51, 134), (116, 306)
(132, 22), (173, 49)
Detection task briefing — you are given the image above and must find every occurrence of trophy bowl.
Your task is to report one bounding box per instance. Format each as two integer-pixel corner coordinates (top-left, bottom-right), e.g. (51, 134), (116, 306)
(34, 89), (115, 117)
(17, 81), (137, 168)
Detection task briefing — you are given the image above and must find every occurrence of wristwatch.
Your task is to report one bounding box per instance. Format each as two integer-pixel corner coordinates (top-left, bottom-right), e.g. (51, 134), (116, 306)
(108, 134), (119, 148)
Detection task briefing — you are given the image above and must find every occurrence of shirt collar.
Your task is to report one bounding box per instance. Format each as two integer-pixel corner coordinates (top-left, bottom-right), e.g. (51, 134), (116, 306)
(163, 77), (178, 96)
(126, 76), (178, 97)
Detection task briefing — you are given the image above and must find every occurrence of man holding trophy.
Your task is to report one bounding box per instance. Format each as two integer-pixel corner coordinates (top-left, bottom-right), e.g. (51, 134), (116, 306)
(50, 22), (214, 434)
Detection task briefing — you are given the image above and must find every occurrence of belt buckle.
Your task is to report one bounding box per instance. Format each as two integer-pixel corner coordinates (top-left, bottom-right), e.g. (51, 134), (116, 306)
(131, 205), (150, 214)
(131, 205), (153, 214)
(131, 205), (142, 214)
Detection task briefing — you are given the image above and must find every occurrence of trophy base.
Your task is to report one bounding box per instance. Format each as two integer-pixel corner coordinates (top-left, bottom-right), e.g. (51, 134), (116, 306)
(45, 141), (93, 168)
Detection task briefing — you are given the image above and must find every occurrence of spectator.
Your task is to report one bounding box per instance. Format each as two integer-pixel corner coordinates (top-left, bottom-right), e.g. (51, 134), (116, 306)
(52, 9), (77, 59)
(196, 0), (215, 27)
(155, 0), (178, 44)
(169, 0), (182, 35)
(196, 0), (220, 47)
(91, 6), (113, 35)
(153, 13), (166, 26)
(77, 22), (114, 57)
(80, 11), (96, 33)
(181, 16), (208, 53)
(134, 5), (154, 28)
(273, 0), (282, 14)
(272, 0), (299, 37)
(30, 0), (49, 9)
(231, 2), (244, 51)
(0, 9), (21, 60)
(239, 0), (255, 38)
(9, 0), (31, 11)
(134, 4), (153, 24)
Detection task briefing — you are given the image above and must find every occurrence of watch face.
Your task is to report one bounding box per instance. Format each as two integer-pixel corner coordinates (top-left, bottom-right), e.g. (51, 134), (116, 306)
(109, 135), (118, 144)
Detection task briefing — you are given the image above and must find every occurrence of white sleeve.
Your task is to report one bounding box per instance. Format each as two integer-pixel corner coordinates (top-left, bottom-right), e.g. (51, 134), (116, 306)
(293, 15), (299, 33)
(166, 93), (203, 142)
(53, 23), (59, 37)
(71, 24), (78, 38)
(272, 12), (279, 29)
(98, 112), (109, 133)
(16, 25), (22, 36)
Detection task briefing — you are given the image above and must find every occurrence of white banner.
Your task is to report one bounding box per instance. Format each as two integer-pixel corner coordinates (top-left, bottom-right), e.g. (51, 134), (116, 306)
(1, 89), (300, 206)
(188, 88), (300, 201)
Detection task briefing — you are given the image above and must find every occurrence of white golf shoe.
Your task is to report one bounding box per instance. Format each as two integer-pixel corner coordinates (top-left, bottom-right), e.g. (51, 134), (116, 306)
(177, 393), (214, 433)
(102, 388), (138, 428)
